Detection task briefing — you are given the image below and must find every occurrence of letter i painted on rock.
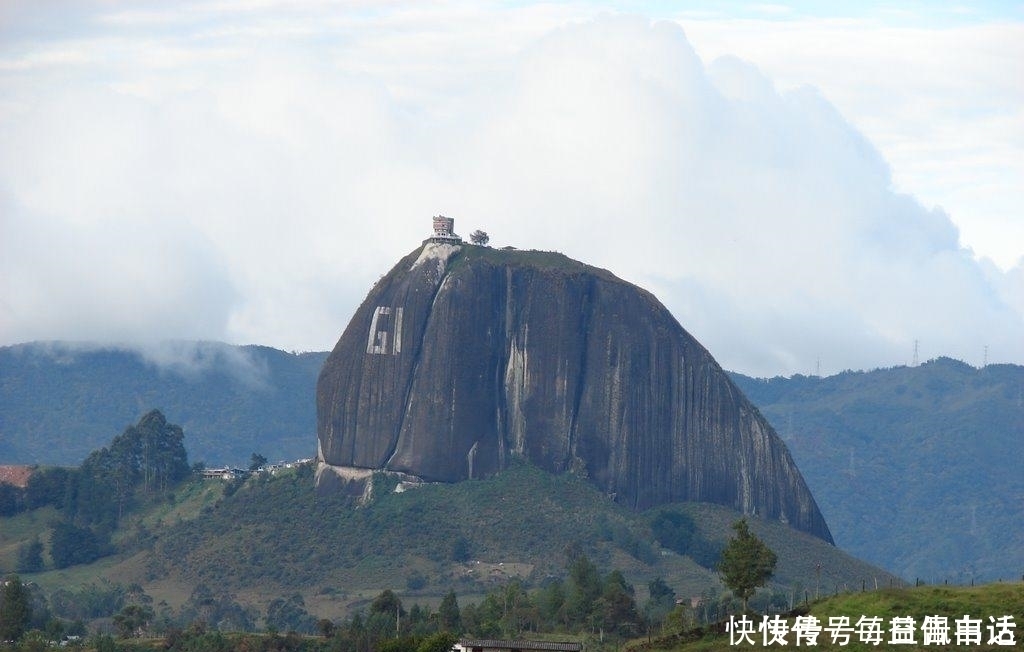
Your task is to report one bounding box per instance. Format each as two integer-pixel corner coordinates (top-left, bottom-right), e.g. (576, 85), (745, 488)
(366, 307), (404, 355)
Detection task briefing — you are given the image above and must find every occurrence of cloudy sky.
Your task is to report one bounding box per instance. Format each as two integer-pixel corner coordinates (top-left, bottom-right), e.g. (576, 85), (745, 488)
(1, 0), (1021, 377)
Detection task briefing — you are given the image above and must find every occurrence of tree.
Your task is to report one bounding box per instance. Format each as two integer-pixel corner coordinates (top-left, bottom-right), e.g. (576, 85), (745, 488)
(316, 618), (336, 638)
(469, 230), (489, 246)
(717, 519), (777, 613)
(417, 632), (458, 652)
(647, 577), (675, 604)
(249, 453), (267, 472)
(564, 553), (601, 626)
(650, 510), (696, 555)
(643, 577), (676, 627)
(437, 590), (461, 633)
(450, 536), (471, 562)
(377, 635), (418, 652)
(178, 583), (255, 632)
(0, 483), (24, 517)
(50, 521), (108, 569)
(113, 604), (154, 638)
(16, 538), (44, 574)
(535, 580), (566, 628)
(266, 594), (317, 634)
(662, 603), (691, 634)
(67, 410), (190, 527)
(20, 629), (48, 652)
(366, 610), (401, 643)
(0, 575), (32, 643)
(596, 571), (641, 637)
(25, 467), (73, 511)
(370, 589), (405, 618)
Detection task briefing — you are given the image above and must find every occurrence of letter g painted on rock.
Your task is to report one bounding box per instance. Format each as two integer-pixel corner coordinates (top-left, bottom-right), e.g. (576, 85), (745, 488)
(366, 306), (404, 355)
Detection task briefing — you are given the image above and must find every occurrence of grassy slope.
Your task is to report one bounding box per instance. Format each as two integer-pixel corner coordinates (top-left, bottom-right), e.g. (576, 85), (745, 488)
(5, 462), (895, 621)
(17, 480), (227, 605)
(0, 506), (58, 570)
(634, 582), (1024, 651)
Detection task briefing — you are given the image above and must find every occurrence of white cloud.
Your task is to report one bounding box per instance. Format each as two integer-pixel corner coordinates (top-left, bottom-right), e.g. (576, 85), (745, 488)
(680, 18), (1024, 271)
(447, 16), (1022, 373)
(0, 204), (237, 345)
(0, 3), (1020, 377)
(747, 4), (794, 16)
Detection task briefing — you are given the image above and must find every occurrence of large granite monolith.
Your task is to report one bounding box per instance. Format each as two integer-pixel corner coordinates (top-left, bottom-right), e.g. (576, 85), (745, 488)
(316, 240), (833, 543)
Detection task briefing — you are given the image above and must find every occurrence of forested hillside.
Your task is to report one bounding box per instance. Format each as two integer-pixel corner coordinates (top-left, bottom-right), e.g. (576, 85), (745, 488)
(2, 342), (1021, 583)
(0, 342), (326, 466)
(731, 358), (1023, 583)
(0, 426), (893, 639)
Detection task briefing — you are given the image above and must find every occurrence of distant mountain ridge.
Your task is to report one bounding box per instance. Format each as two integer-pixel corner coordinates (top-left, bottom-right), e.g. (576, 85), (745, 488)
(1, 341), (1020, 581)
(0, 342), (326, 466)
(730, 358), (1023, 583)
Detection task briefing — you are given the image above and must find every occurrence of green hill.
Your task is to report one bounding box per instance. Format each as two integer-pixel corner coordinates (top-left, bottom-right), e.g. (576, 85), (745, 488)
(3, 342), (1021, 584)
(730, 358), (1024, 583)
(3, 459), (894, 624)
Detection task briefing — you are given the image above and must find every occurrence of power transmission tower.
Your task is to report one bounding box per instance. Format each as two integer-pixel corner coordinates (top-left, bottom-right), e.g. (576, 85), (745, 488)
(912, 340), (919, 367)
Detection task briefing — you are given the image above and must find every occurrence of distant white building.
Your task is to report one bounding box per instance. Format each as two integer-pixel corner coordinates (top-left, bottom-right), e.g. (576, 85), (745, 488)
(428, 215), (463, 244)
(200, 467), (245, 480)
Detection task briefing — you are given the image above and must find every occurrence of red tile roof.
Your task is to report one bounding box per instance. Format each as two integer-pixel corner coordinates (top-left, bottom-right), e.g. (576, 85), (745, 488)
(0, 465), (34, 488)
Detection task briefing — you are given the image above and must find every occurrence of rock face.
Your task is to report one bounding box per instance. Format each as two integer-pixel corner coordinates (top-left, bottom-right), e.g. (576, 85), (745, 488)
(317, 242), (833, 543)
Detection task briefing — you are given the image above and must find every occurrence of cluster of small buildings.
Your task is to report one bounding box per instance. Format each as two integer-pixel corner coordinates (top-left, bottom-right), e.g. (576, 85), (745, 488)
(199, 467), (248, 480)
(198, 458), (314, 480)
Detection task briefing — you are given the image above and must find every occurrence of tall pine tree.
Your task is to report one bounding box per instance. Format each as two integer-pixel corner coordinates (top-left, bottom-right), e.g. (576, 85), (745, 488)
(0, 575), (32, 643)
